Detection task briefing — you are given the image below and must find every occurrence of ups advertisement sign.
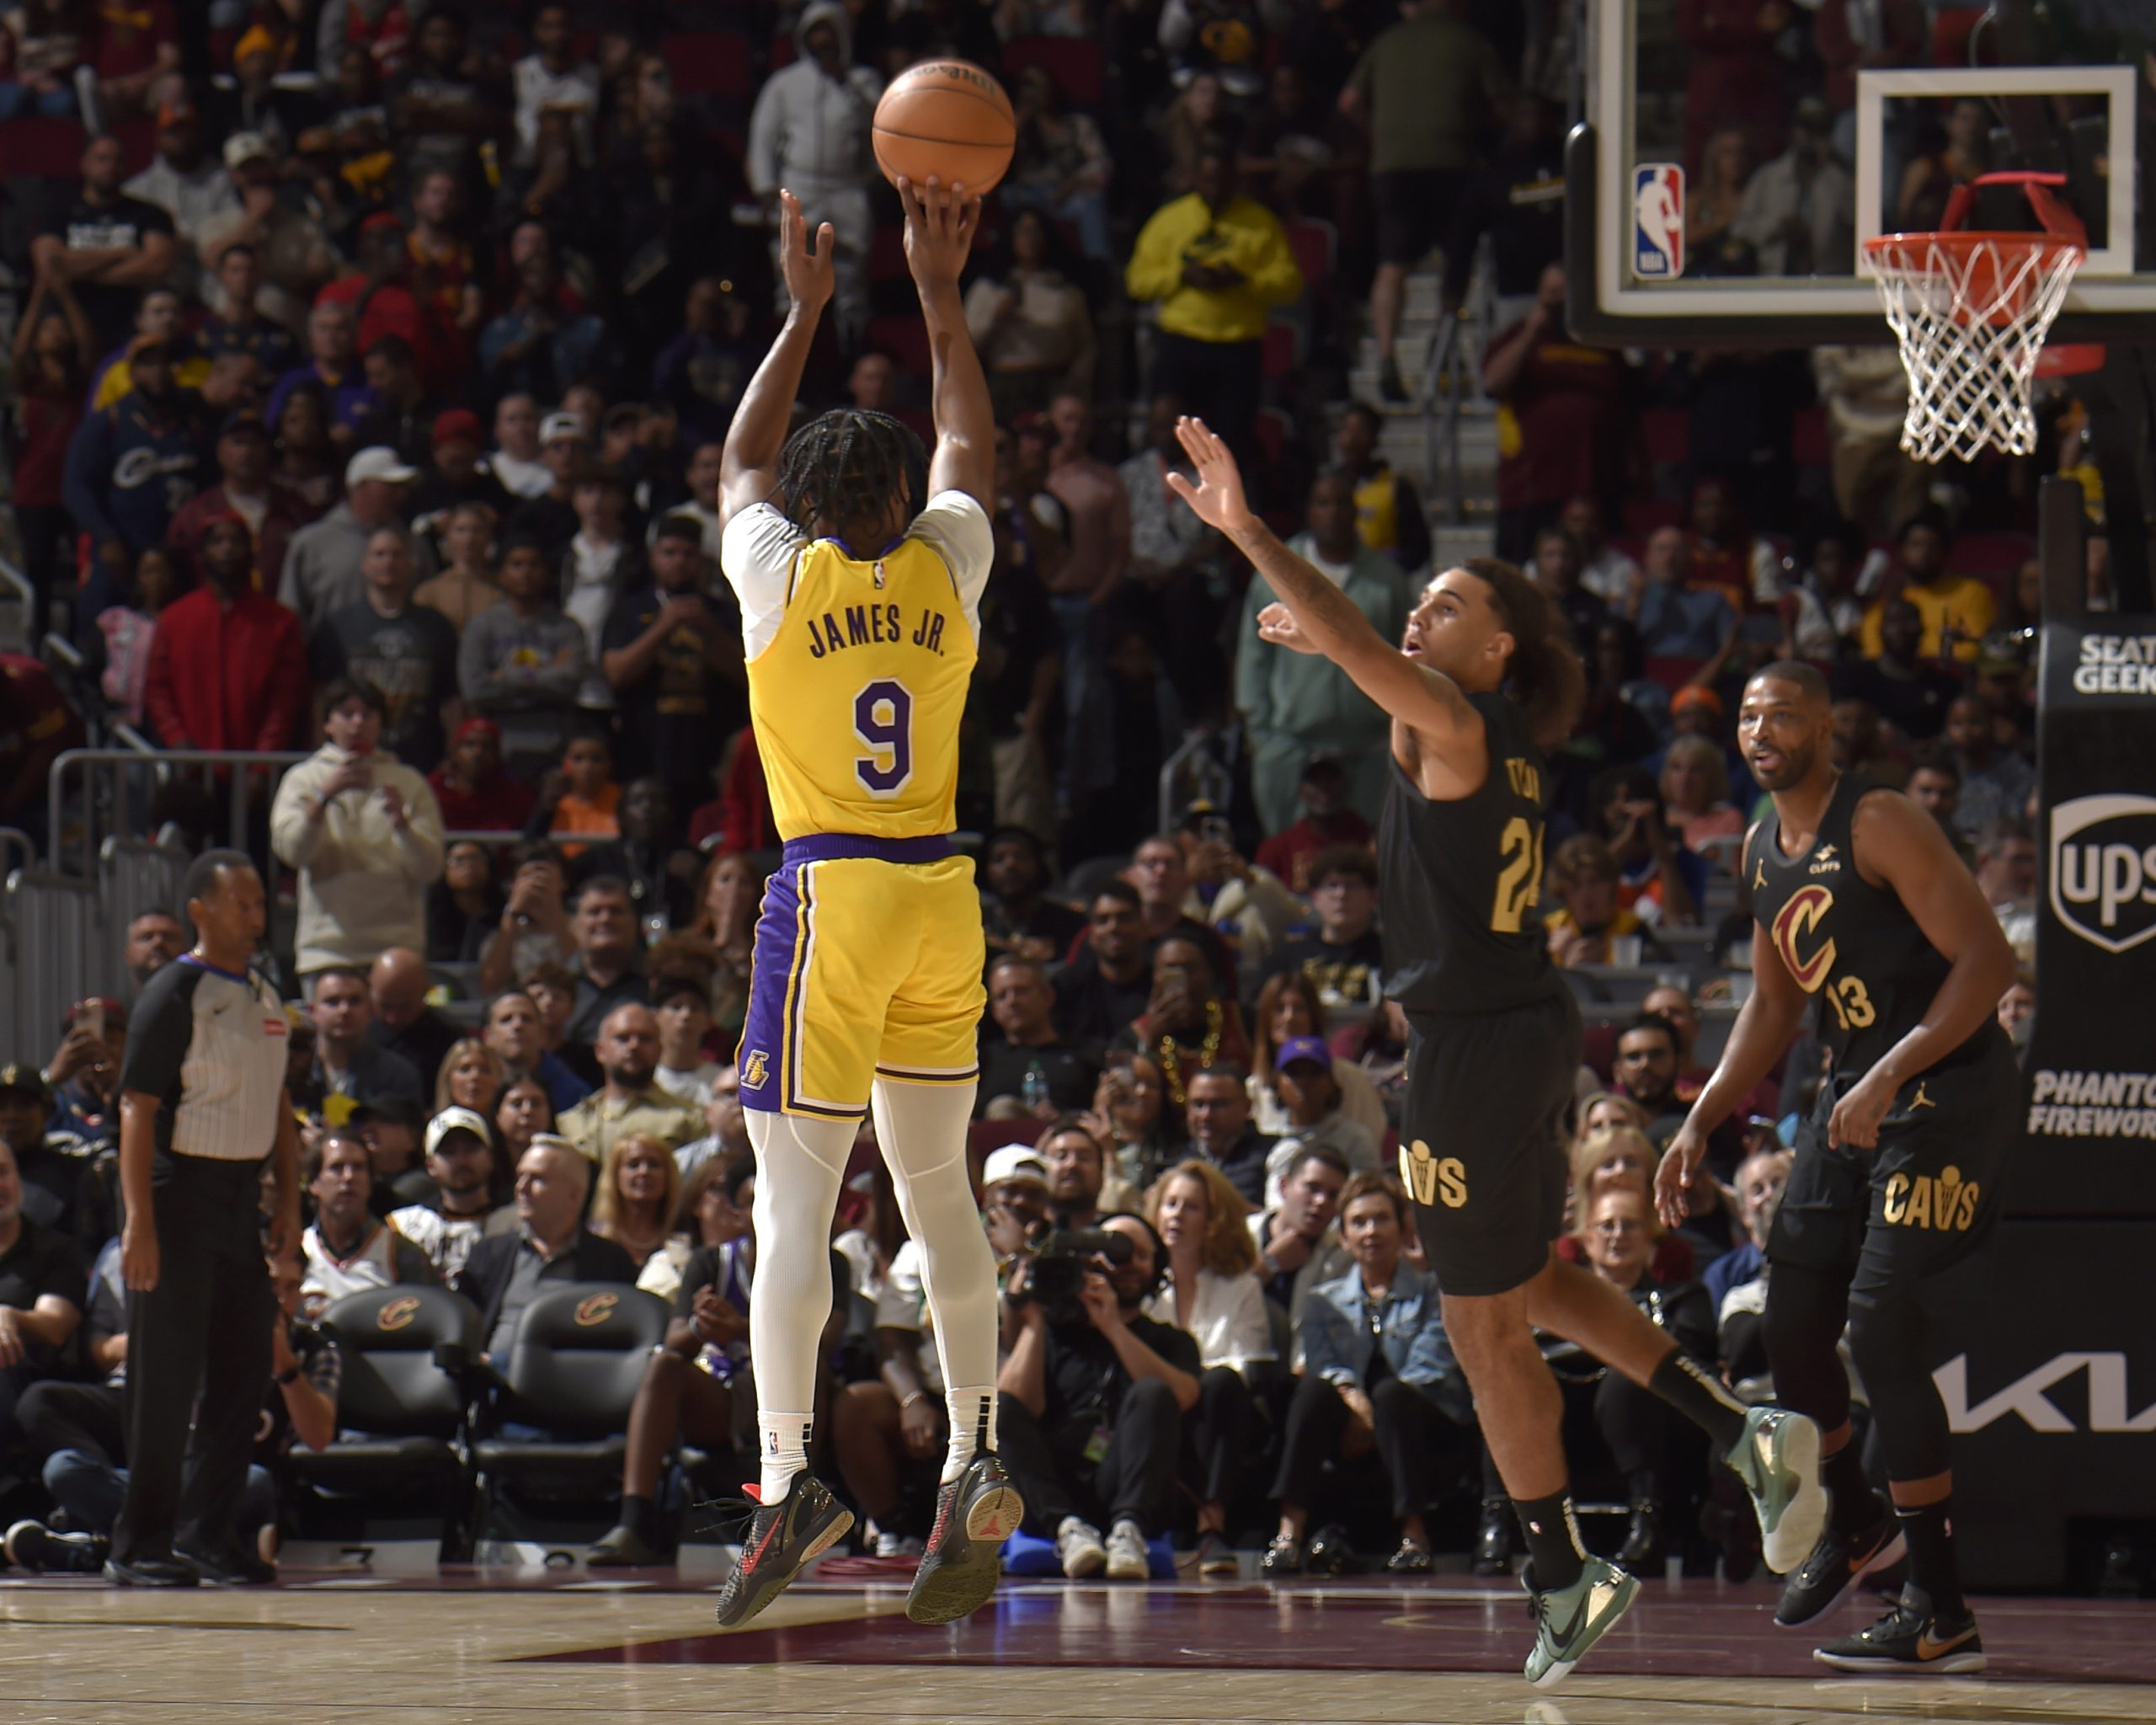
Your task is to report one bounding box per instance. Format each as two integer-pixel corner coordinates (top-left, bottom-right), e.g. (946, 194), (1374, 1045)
(2020, 611), (2156, 1215)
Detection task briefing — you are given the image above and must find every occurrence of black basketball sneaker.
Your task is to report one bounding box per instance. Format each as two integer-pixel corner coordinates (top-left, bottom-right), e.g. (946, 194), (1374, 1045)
(1774, 1494), (1907, 1628)
(905, 1453), (1024, 1625)
(712, 1473), (853, 1629)
(1814, 1586), (1984, 1674)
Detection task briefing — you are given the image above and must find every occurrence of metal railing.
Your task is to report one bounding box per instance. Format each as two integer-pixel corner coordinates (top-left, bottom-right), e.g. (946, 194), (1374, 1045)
(0, 555), (32, 654)
(49, 746), (310, 878)
(1421, 233), (1496, 525)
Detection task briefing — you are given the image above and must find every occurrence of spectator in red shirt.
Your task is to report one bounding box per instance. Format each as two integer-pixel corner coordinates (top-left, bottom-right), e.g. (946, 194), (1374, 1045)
(0, 653), (85, 846)
(1253, 757), (1372, 895)
(316, 214), (460, 395)
(165, 410), (304, 591)
(428, 718), (536, 832)
(1482, 263), (1630, 563)
(686, 728), (771, 856)
(144, 514), (307, 753)
(1676, 0), (1788, 180)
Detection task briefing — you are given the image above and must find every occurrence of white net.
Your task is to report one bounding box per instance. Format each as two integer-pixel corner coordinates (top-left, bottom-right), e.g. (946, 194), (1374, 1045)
(1866, 233), (2084, 463)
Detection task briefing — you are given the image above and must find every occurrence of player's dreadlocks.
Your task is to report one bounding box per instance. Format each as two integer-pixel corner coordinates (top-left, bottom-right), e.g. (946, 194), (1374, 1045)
(775, 408), (928, 548)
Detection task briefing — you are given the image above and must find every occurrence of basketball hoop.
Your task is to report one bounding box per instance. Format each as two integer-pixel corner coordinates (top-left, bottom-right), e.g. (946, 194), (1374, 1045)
(1864, 172), (2095, 464)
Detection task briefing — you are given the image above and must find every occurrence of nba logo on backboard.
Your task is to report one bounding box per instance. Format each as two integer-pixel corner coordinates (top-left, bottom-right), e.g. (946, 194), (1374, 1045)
(1633, 164), (1685, 280)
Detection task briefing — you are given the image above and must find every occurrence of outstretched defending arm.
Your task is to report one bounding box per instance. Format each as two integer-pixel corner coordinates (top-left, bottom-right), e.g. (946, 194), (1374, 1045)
(1166, 417), (1485, 772)
(718, 191), (832, 531)
(900, 175), (994, 507)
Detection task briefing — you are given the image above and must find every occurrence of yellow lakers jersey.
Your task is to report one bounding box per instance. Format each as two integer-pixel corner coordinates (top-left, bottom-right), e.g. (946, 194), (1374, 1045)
(723, 494), (992, 841)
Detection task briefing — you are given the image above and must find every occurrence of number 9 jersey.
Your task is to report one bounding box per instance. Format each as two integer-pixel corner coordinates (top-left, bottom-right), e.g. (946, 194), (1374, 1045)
(721, 492), (992, 841)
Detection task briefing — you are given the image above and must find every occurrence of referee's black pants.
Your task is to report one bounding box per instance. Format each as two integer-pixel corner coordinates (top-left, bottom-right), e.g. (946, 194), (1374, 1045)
(113, 1154), (274, 1565)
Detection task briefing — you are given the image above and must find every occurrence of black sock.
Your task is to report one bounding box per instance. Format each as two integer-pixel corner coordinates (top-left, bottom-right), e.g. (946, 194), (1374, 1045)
(1896, 1498), (1965, 1619)
(1513, 1492), (1587, 1592)
(1647, 1349), (1747, 1453)
(622, 1494), (658, 1542)
(1825, 1444), (1876, 1533)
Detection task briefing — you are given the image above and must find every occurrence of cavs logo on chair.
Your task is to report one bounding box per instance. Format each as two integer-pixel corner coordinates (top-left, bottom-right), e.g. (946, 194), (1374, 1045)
(1400, 1140), (1468, 1210)
(574, 1293), (621, 1327)
(1771, 885), (1837, 991)
(376, 1295), (422, 1332)
(740, 1049), (771, 1088)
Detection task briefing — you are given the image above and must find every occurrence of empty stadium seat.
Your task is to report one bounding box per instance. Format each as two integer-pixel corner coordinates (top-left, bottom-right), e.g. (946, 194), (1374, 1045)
(1001, 36), (1103, 106)
(0, 117), (90, 181)
(1283, 216), (1336, 292)
(286, 1285), (485, 1558)
(664, 30), (754, 98)
(472, 1284), (669, 1505)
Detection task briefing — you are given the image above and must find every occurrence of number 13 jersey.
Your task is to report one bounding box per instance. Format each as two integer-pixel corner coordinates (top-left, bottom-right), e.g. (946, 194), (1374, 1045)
(1747, 772), (1984, 1079)
(1380, 688), (1563, 1016)
(721, 492), (992, 841)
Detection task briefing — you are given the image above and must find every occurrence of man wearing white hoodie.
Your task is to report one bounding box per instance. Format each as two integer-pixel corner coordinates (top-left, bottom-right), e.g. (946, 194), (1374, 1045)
(745, 1), (881, 347)
(270, 677), (446, 976)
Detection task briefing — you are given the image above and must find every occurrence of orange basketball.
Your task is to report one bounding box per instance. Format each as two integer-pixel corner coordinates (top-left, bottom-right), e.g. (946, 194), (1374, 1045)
(872, 59), (1016, 197)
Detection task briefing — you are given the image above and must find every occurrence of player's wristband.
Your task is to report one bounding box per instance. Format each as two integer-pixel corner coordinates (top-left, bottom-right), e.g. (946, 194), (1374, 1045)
(900, 1391), (929, 1410)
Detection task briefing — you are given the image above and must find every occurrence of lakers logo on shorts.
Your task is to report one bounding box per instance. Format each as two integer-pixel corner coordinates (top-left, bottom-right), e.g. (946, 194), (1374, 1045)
(740, 1049), (771, 1089)
(1882, 1165), (1980, 1232)
(1400, 1140), (1468, 1210)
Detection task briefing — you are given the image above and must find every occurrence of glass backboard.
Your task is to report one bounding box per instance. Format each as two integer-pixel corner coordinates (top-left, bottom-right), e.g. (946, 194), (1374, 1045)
(1569, 1), (2156, 350)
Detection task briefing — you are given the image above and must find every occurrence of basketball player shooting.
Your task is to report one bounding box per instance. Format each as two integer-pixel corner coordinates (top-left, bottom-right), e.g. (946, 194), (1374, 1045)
(1167, 420), (1825, 1687)
(712, 179), (1020, 1629)
(1658, 664), (2020, 1674)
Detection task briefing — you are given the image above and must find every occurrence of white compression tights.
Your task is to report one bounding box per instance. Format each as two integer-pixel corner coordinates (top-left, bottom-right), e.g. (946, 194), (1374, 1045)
(869, 1078), (1000, 1484)
(745, 1107), (852, 1502)
(746, 1081), (1001, 1499)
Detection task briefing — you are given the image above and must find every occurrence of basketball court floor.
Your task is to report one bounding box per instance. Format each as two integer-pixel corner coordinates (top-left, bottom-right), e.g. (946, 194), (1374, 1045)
(5, 1564), (2153, 1724)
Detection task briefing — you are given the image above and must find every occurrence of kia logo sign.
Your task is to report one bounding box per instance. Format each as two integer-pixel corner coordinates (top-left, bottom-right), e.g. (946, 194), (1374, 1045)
(574, 1293), (619, 1327)
(377, 1296), (421, 1332)
(2049, 793), (2156, 954)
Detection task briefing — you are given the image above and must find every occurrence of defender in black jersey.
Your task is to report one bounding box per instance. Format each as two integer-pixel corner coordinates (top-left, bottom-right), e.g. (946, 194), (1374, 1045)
(1168, 419), (1824, 1689)
(1660, 663), (2019, 1676)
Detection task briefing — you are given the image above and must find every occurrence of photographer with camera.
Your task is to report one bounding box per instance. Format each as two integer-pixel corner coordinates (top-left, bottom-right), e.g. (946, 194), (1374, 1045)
(996, 1211), (1200, 1581)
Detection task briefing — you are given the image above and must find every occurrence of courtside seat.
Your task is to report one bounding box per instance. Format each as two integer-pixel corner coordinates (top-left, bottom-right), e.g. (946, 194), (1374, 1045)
(289, 1285), (483, 1554)
(473, 1284), (668, 1502)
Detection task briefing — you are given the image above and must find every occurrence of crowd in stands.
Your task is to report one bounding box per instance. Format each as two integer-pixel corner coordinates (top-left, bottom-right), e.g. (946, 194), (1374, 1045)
(0, 0), (2065, 1577)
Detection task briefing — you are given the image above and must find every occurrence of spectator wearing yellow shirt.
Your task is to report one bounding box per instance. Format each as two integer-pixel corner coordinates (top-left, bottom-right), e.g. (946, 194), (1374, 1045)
(1541, 836), (1672, 970)
(1124, 150), (1302, 462)
(1856, 512), (1994, 663)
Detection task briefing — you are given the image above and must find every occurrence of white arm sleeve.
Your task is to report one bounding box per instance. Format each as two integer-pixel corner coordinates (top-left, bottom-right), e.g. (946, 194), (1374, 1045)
(906, 490), (995, 638)
(720, 502), (808, 662)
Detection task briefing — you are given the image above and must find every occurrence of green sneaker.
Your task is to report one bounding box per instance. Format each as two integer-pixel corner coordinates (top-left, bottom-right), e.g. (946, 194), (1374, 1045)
(1523, 1557), (1641, 1689)
(1726, 1406), (1827, 1577)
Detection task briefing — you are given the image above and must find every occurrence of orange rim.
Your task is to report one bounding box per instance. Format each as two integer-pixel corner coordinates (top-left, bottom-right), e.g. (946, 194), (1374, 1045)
(1864, 231), (2086, 329)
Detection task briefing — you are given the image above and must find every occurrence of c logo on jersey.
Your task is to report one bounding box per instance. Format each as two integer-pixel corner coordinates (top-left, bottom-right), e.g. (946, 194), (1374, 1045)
(574, 1293), (620, 1327)
(376, 1296), (422, 1332)
(740, 1049), (770, 1088)
(1400, 1140), (1468, 1210)
(1771, 885), (1838, 993)
(1883, 1165), (1981, 1232)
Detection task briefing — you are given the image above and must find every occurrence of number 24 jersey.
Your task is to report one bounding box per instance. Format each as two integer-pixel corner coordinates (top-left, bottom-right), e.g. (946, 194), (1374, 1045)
(721, 493), (992, 841)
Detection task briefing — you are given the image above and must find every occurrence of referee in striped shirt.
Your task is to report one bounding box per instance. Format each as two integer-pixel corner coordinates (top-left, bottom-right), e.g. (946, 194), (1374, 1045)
(109, 850), (302, 1587)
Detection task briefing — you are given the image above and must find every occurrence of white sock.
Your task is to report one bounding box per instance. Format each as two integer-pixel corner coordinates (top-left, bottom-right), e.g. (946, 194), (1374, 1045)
(757, 1410), (814, 1504)
(744, 1108), (854, 1503)
(871, 1077), (1000, 1486)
